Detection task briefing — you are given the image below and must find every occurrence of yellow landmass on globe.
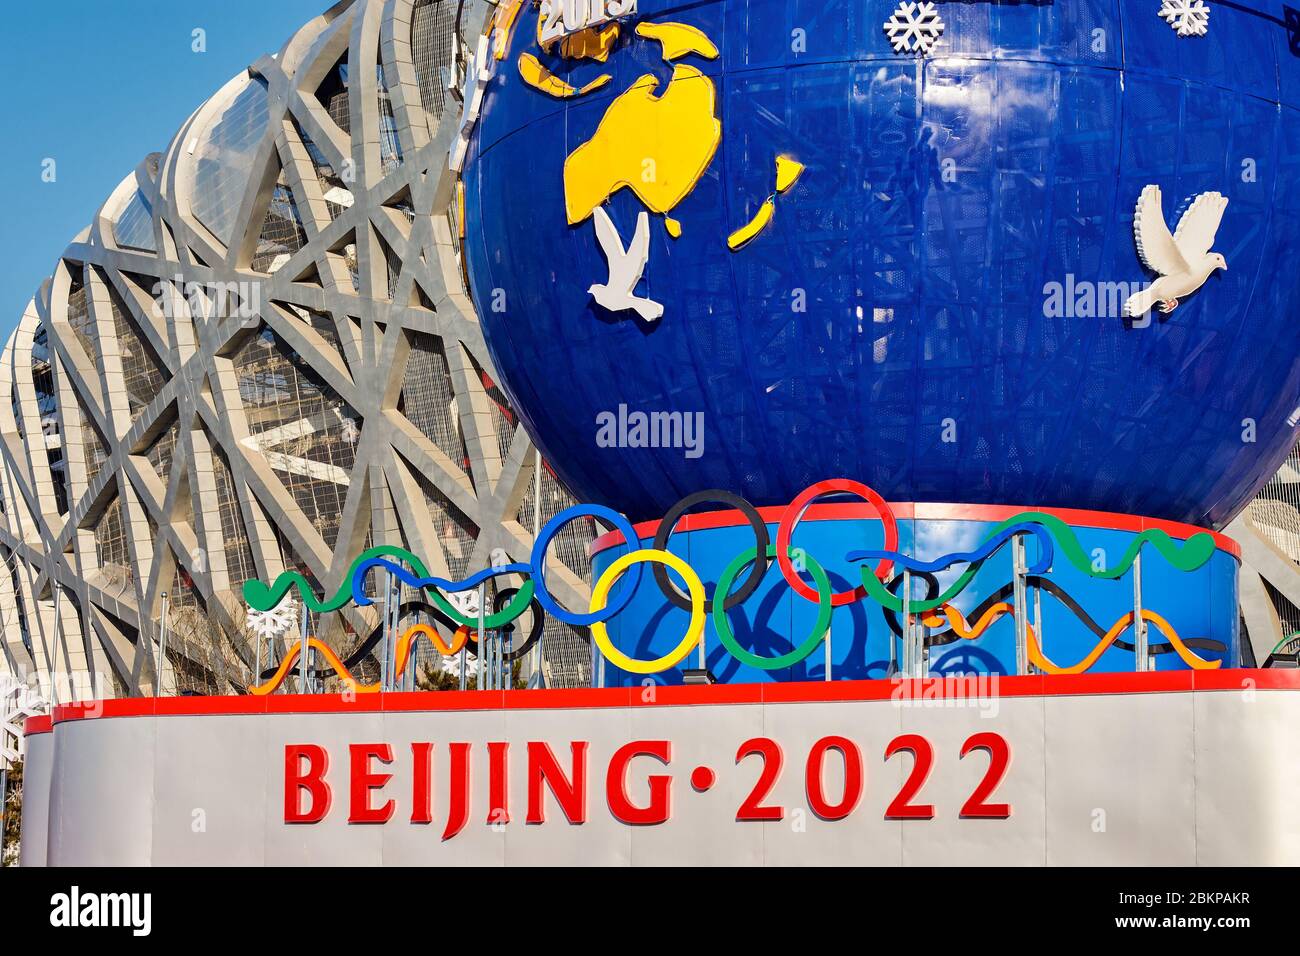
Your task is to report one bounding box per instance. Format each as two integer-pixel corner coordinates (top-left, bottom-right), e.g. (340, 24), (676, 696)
(776, 155), (805, 193)
(635, 21), (719, 60)
(727, 199), (775, 250)
(518, 52), (612, 99)
(560, 23), (620, 61)
(564, 65), (721, 225)
(726, 155), (806, 250)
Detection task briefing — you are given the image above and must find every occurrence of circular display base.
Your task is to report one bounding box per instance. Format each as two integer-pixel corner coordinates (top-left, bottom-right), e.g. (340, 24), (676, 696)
(590, 502), (1242, 685)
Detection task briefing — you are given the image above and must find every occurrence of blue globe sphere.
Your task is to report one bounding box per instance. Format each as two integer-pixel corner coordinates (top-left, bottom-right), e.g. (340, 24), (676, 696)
(463, 0), (1300, 526)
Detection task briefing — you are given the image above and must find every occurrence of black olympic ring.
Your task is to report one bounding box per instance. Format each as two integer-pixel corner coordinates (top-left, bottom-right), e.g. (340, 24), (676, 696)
(651, 490), (770, 612)
(463, 587), (544, 663)
(882, 570), (941, 639)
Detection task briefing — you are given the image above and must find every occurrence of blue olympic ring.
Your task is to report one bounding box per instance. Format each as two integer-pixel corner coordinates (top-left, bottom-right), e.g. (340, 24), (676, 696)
(531, 504), (643, 626)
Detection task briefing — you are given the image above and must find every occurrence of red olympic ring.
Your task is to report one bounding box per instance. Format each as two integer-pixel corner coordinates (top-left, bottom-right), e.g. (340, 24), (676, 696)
(776, 479), (898, 606)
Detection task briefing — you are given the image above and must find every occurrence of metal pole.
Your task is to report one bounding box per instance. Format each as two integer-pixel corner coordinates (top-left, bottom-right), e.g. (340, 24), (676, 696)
(50, 584), (63, 706)
(157, 591), (169, 696)
(1012, 535), (1028, 676)
(1033, 581), (1043, 676)
(380, 579), (391, 692)
(505, 629), (513, 689)
(254, 615), (263, 689)
(1133, 553), (1148, 672)
(477, 581), (486, 691)
(901, 569), (911, 677)
(919, 613), (929, 679)
(824, 622), (832, 681)
(388, 581), (399, 691)
(532, 446), (544, 688)
(299, 606), (310, 694)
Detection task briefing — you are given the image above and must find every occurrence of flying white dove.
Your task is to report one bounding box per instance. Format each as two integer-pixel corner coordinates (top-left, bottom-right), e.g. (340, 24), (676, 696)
(588, 206), (664, 323)
(1123, 185), (1228, 318)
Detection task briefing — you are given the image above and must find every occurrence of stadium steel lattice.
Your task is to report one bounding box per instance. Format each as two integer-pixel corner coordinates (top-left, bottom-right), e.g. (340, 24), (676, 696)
(0, 0), (595, 701)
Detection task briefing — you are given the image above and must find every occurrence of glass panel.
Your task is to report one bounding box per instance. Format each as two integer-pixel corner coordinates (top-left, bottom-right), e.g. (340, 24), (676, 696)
(292, 119), (350, 220)
(103, 275), (167, 425)
(377, 63), (404, 172)
(411, 0), (454, 122)
(190, 78), (271, 246)
(211, 443), (258, 590)
(32, 328), (68, 515)
(398, 331), (469, 476)
(113, 190), (157, 252)
(251, 173), (308, 274)
(94, 497), (133, 595)
(65, 268), (100, 368)
(233, 326), (361, 550)
(317, 59), (351, 134)
(145, 420), (179, 479)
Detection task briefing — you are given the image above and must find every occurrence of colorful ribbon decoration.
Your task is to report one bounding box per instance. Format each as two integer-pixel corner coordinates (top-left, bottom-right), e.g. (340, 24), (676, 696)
(241, 480), (1227, 681)
(248, 624), (473, 695)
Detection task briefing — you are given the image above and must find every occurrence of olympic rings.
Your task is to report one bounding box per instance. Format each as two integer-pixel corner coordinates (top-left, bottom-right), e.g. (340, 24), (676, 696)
(532, 504), (643, 626)
(589, 549), (706, 675)
(776, 479), (898, 607)
(245, 478), (1224, 680)
(713, 545), (833, 670)
(651, 489), (770, 611)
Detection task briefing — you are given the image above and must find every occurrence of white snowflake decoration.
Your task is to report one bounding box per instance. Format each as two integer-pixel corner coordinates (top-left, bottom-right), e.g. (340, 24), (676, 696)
(245, 596), (299, 642)
(1158, 0), (1210, 37)
(884, 1), (945, 55)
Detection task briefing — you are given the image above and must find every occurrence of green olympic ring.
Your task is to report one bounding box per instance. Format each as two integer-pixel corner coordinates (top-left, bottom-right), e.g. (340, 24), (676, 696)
(713, 545), (833, 670)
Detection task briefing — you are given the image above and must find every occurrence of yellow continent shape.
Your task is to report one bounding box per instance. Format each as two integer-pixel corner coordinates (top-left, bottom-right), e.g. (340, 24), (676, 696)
(559, 23), (621, 61)
(634, 20), (720, 60)
(564, 64), (721, 225)
(518, 52), (612, 98)
(775, 154), (805, 193)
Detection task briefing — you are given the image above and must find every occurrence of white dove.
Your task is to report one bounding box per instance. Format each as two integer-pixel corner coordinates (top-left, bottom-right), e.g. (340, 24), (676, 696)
(1123, 184), (1228, 318)
(588, 206), (664, 323)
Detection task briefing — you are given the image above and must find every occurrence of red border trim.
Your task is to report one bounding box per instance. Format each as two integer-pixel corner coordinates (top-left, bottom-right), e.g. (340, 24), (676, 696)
(23, 715), (52, 737)
(589, 502), (1241, 559)
(42, 669), (1298, 725)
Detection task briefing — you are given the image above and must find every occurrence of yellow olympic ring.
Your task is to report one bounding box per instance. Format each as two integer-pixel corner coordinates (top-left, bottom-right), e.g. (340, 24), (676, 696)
(589, 549), (706, 674)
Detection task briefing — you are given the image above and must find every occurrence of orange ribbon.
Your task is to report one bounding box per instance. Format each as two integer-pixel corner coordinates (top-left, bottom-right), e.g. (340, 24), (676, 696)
(248, 624), (473, 695)
(919, 604), (1220, 674)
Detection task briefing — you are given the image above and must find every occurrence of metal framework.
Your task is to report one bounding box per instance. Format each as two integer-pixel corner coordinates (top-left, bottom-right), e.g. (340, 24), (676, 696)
(1234, 441), (1300, 664)
(0, 0), (593, 701)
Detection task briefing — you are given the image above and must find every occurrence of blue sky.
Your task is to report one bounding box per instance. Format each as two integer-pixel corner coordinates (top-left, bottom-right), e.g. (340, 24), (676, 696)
(0, 0), (329, 339)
